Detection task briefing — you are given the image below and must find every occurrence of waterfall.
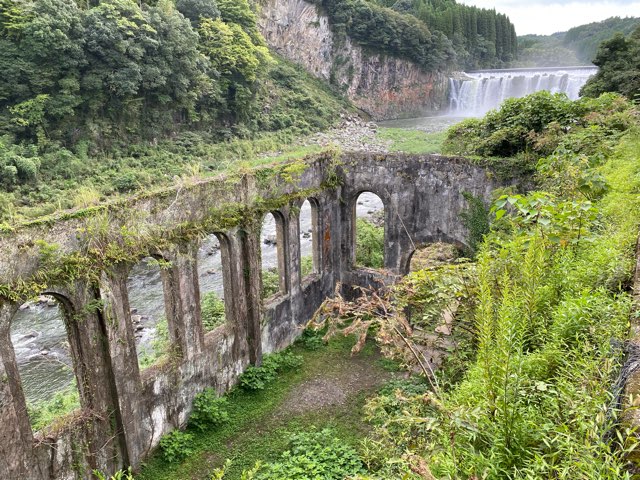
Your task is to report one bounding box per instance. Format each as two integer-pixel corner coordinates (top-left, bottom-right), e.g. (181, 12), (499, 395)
(449, 67), (598, 117)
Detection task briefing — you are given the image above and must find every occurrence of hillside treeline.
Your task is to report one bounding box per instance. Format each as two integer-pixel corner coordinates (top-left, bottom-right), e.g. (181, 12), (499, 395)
(581, 24), (640, 101)
(318, 0), (517, 70)
(517, 16), (639, 67)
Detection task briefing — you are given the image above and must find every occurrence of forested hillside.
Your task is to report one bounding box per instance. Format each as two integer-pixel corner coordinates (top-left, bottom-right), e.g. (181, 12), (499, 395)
(517, 16), (639, 67)
(0, 0), (353, 223)
(316, 0), (517, 70)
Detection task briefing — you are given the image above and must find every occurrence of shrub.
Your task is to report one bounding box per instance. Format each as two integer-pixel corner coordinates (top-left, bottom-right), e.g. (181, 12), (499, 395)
(159, 430), (194, 463)
(93, 468), (135, 480)
(239, 350), (303, 391)
(27, 387), (80, 431)
(201, 291), (226, 331)
(296, 328), (324, 350)
(355, 218), (384, 269)
(250, 428), (364, 479)
(189, 388), (229, 431)
(261, 267), (280, 299)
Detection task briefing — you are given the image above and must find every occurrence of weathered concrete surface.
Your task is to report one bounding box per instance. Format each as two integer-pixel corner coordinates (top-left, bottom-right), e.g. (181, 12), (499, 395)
(258, 0), (449, 119)
(0, 152), (512, 479)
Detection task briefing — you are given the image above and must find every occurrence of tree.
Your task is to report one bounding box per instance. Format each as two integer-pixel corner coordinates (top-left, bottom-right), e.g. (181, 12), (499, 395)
(581, 26), (640, 101)
(175, 0), (219, 28)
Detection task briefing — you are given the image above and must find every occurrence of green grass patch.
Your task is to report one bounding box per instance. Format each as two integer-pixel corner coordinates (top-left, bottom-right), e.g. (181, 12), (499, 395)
(376, 127), (445, 154)
(137, 335), (385, 480)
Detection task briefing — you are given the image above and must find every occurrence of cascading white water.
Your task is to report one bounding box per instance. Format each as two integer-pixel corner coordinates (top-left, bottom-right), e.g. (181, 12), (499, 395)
(449, 67), (598, 117)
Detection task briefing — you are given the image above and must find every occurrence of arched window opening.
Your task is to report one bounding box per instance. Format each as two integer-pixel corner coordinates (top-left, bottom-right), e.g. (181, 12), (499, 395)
(10, 295), (81, 431)
(299, 199), (320, 280)
(354, 192), (385, 269)
(127, 256), (168, 370)
(197, 233), (227, 333)
(409, 243), (460, 273)
(261, 212), (286, 299)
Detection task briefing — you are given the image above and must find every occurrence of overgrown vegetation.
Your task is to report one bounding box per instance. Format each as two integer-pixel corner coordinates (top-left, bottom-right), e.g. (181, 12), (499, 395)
(248, 428), (365, 479)
(310, 92), (640, 478)
(261, 267), (280, 299)
(443, 90), (636, 163)
(137, 334), (386, 480)
(201, 291), (226, 332)
(581, 24), (640, 101)
(0, 0), (352, 223)
(188, 388), (229, 432)
(355, 218), (384, 269)
(27, 385), (80, 431)
(238, 350), (303, 391)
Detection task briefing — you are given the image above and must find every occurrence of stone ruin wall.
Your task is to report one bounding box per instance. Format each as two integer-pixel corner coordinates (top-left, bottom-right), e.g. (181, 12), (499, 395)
(0, 152), (509, 479)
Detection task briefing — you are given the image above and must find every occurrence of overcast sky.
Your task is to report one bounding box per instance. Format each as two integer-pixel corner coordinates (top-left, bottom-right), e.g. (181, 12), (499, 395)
(457, 1), (640, 35)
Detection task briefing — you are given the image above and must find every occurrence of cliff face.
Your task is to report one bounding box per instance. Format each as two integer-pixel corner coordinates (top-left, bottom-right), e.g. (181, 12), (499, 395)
(258, 0), (449, 120)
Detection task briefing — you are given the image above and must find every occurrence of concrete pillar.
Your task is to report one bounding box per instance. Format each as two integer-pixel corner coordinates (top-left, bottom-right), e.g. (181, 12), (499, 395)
(0, 301), (43, 479)
(286, 205), (301, 295)
(239, 227), (263, 365)
(217, 232), (248, 361)
(273, 210), (291, 296)
(99, 265), (150, 467)
(59, 284), (123, 473)
(161, 242), (204, 360)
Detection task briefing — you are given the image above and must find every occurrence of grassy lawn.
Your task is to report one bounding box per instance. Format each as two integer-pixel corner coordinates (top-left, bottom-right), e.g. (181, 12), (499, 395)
(137, 335), (396, 480)
(376, 127), (446, 154)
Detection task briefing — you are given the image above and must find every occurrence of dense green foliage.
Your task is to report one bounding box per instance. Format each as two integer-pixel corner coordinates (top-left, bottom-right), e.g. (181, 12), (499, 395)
(564, 16), (639, 64)
(249, 429), (364, 479)
(355, 218), (384, 268)
(262, 267), (280, 299)
(443, 90), (636, 162)
(159, 430), (195, 463)
(377, 0), (517, 68)
(357, 95), (640, 478)
(201, 291), (226, 331)
(581, 25), (640, 101)
(517, 16), (639, 67)
(0, 0), (351, 224)
(27, 386), (80, 431)
(0, 57), (349, 223)
(188, 387), (229, 431)
(0, 0), (269, 145)
(316, 0), (516, 70)
(238, 350), (303, 391)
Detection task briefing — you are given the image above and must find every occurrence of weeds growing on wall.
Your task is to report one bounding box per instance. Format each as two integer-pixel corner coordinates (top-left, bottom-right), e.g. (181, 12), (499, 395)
(27, 385), (80, 431)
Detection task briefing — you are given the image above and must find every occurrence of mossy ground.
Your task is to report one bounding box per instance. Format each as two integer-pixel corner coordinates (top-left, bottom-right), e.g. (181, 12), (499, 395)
(137, 335), (397, 480)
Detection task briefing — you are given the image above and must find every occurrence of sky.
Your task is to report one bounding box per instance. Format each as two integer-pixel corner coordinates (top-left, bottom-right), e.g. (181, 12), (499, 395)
(457, 0), (640, 35)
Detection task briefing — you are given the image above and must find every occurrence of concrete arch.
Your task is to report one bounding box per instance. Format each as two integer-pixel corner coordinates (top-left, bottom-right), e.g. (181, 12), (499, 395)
(295, 197), (322, 279)
(261, 210), (290, 297)
(350, 190), (387, 269)
(401, 238), (469, 276)
(197, 231), (234, 337)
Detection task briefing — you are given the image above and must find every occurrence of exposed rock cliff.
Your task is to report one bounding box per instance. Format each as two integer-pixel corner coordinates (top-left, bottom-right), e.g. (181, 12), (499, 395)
(258, 0), (449, 120)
